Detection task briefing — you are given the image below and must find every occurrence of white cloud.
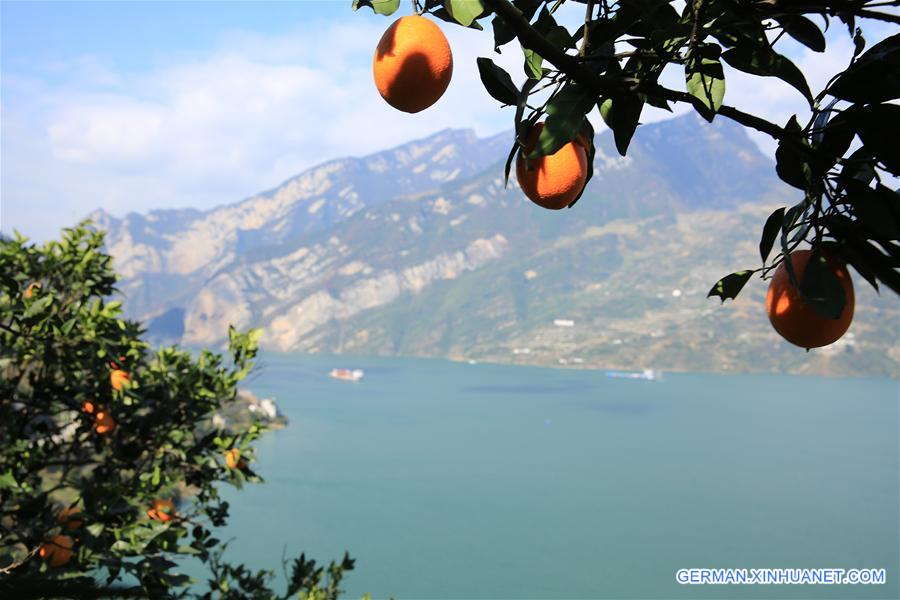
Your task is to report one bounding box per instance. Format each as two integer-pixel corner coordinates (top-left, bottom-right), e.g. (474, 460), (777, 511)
(2, 12), (895, 241)
(3, 15), (531, 240)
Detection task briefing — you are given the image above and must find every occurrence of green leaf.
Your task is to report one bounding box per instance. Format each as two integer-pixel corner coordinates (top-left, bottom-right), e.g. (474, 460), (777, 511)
(248, 327), (264, 345)
(707, 270), (754, 302)
(843, 181), (900, 240)
(532, 5), (573, 50)
(0, 471), (17, 490)
(760, 207), (786, 263)
(503, 140), (518, 188)
(566, 119), (596, 209)
(816, 108), (855, 163)
(508, 77), (539, 187)
(445, 0), (484, 27)
(853, 103), (900, 172)
(774, 117), (810, 190)
(838, 147), (876, 189)
(829, 33), (900, 103)
(721, 44), (813, 104)
(775, 143), (809, 190)
(61, 317), (77, 335)
(599, 93), (644, 156)
(512, 0), (541, 21)
(492, 15), (516, 52)
(530, 83), (594, 157)
(522, 46), (543, 80)
(776, 16), (825, 52)
(23, 294), (53, 318)
(685, 43), (725, 121)
(476, 57), (519, 106)
(853, 28), (866, 57)
(799, 251), (847, 320)
(351, 0), (400, 16)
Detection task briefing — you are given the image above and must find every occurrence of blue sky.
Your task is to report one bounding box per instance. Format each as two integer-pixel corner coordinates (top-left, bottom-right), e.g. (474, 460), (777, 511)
(2, 1), (349, 72)
(2, 1), (892, 241)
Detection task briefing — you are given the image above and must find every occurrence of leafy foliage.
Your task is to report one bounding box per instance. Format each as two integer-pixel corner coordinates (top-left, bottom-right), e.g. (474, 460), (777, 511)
(362, 0), (900, 311)
(0, 225), (360, 598)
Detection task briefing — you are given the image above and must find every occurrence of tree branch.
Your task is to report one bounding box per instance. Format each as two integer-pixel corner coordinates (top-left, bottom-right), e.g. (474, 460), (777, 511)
(1, 581), (148, 599)
(762, 1), (900, 25)
(0, 546), (38, 575)
(480, 0), (790, 142)
(579, 0), (595, 58)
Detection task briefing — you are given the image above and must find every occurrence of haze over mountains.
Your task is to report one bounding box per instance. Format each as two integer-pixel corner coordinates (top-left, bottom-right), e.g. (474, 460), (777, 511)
(90, 114), (899, 377)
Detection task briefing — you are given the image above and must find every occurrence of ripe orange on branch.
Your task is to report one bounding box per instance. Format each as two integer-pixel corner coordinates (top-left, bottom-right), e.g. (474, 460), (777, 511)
(23, 282), (41, 298)
(93, 410), (116, 435)
(766, 249), (855, 349)
(110, 368), (130, 391)
(516, 123), (590, 210)
(225, 448), (242, 469)
(39, 535), (74, 567)
(147, 499), (176, 523)
(57, 506), (84, 530)
(373, 15), (453, 113)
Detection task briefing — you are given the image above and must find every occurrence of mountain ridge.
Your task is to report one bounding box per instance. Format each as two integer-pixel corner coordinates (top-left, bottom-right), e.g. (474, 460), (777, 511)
(91, 114), (899, 377)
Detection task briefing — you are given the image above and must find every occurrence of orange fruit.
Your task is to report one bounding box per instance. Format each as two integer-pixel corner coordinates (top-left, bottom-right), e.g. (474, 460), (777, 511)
(147, 499), (176, 523)
(766, 249), (855, 349)
(516, 122), (589, 210)
(82, 400), (96, 414)
(94, 410), (116, 435)
(39, 535), (74, 567)
(24, 282), (41, 298)
(225, 448), (241, 469)
(110, 369), (130, 391)
(57, 506), (84, 530)
(373, 15), (453, 113)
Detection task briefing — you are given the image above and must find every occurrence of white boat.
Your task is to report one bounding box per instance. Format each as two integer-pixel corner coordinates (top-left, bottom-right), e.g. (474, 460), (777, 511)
(605, 369), (662, 381)
(329, 368), (364, 381)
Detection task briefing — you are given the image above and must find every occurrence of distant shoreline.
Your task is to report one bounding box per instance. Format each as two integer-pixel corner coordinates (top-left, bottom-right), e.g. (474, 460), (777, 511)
(245, 349), (899, 380)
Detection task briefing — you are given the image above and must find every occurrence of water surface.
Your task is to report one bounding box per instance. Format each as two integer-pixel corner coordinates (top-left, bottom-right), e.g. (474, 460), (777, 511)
(213, 354), (899, 599)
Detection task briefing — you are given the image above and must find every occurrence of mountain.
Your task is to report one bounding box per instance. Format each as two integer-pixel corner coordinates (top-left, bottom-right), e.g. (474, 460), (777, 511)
(88, 128), (510, 319)
(91, 114), (899, 377)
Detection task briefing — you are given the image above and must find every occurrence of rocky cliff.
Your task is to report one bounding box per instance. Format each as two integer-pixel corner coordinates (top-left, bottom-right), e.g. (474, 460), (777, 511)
(90, 114), (900, 377)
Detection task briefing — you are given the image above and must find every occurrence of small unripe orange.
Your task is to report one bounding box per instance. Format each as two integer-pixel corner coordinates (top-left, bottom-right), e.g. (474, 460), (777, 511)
(39, 535), (74, 567)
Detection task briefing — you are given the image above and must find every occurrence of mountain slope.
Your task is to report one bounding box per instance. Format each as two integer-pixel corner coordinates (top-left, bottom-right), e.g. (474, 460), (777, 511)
(95, 114), (899, 377)
(90, 128), (509, 318)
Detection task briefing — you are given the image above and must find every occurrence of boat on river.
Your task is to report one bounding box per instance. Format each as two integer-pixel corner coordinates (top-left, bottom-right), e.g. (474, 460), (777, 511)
(329, 368), (364, 382)
(605, 369), (662, 381)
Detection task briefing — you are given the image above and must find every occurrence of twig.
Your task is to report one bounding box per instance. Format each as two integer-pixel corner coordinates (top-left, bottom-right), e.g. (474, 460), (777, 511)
(0, 545), (38, 574)
(689, 0), (706, 52)
(579, 0), (596, 58)
(480, 0), (790, 142)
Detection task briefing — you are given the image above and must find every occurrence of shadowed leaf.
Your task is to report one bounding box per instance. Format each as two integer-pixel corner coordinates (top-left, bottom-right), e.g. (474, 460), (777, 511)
(707, 270), (754, 302)
(760, 207), (786, 263)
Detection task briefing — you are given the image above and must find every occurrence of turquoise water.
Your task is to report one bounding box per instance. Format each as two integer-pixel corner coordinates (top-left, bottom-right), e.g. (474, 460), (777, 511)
(211, 354), (899, 599)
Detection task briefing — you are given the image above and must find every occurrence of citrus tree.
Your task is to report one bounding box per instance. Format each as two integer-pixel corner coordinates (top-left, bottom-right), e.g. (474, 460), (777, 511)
(357, 0), (900, 348)
(0, 225), (360, 599)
